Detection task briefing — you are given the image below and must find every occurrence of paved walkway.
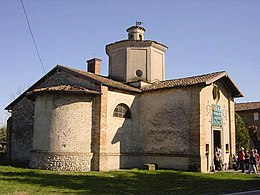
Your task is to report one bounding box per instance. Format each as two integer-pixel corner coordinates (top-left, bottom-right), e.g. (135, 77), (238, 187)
(223, 189), (260, 195)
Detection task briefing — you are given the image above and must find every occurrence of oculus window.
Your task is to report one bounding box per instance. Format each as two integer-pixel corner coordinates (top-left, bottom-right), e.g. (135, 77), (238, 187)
(113, 103), (131, 119)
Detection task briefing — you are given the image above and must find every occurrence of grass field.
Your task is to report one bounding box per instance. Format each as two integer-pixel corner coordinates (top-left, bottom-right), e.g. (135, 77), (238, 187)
(0, 166), (260, 195)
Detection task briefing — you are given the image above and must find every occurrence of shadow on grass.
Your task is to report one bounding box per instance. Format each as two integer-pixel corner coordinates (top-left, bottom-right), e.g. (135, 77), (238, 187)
(0, 168), (260, 194)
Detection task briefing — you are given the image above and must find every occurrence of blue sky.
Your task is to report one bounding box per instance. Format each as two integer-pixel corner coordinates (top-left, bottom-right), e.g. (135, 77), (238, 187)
(1, 0), (260, 125)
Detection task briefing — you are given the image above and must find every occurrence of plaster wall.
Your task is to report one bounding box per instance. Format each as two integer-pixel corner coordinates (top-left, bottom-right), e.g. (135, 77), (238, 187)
(33, 93), (93, 153)
(200, 82), (235, 172)
(127, 49), (147, 81)
(107, 41), (166, 83)
(106, 89), (139, 169)
(139, 87), (200, 170)
(150, 48), (165, 82)
(110, 49), (126, 81)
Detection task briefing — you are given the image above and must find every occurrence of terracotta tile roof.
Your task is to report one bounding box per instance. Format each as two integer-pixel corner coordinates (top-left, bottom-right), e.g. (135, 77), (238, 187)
(141, 71), (227, 91)
(31, 85), (100, 94)
(235, 102), (260, 111)
(5, 64), (242, 111)
(58, 65), (142, 93)
(126, 25), (146, 32)
(27, 85), (101, 100)
(105, 40), (168, 49)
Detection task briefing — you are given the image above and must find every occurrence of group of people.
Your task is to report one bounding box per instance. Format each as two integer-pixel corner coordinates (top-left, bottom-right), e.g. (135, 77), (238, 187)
(234, 147), (260, 174)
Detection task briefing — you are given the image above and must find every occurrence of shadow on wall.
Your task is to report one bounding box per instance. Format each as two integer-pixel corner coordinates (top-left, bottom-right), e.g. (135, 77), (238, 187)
(111, 98), (141, 169)
(110, 92), (193, 171)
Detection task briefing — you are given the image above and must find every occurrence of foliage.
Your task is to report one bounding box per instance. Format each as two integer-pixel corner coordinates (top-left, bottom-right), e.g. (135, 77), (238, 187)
(235, 113), (250, 150)
(0, 166), (260, 194)
(0, 126), (6, 143)
(0, 126), (6, 153)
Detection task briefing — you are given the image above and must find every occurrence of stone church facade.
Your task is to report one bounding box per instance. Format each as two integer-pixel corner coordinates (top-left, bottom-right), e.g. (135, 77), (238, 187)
(5, 25), (242, 172)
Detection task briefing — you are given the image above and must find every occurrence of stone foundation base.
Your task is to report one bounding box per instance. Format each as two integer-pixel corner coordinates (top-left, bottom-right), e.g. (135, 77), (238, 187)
(30, 151), (92, 171)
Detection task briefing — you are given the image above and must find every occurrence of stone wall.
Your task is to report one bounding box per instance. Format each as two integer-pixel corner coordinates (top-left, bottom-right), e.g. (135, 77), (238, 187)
(8, 97), (34, 162)
(30, 91), (95, 171)
(30, 151), (92, 171)
(8, 68), (100, 163)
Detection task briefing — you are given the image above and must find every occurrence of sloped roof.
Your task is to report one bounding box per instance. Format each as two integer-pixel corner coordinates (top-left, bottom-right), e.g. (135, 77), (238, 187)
(235, 102), (260, 112)
(27, 85), (101, 101)
(5, 65), (242, 110)
(58, 65), (141, 93)
(30, 85), (99, 93)
(5, 65), (141, 110)
(141, 71), (243, 97)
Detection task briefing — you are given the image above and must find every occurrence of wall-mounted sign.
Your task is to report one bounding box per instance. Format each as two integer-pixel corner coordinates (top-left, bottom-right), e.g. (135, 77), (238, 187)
(212, 104), (222, 126)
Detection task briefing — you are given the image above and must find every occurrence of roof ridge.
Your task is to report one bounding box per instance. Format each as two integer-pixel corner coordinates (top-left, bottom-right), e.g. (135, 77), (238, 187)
(57, 65), (141, 93)
(236, 101), (260, 105)
(162, 70), (226, 83)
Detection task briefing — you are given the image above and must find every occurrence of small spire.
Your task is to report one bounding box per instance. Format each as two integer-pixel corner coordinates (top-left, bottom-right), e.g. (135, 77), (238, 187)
(127, 23), (145, 41)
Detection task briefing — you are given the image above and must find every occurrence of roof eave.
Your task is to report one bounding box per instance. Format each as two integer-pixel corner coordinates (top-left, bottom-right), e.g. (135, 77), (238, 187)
(5, 65), (60, 110)
(205, 72), (243, 98)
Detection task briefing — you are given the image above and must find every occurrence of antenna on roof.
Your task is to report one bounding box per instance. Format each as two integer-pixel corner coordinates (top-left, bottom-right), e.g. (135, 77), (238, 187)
(135, 21), (143, 26)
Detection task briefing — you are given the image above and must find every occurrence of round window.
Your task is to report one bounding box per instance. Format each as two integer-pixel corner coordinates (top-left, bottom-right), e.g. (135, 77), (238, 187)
(135, 69), (143, 77)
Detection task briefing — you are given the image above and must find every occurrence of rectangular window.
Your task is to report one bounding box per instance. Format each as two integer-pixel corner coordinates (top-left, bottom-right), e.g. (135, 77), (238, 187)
(206, 144), (209, 154)
(226, 144), (229, 153)
(254, 112), (259, 121)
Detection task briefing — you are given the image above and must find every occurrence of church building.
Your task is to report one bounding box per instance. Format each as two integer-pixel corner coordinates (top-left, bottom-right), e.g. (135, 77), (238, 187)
(5, 25), (243, 172)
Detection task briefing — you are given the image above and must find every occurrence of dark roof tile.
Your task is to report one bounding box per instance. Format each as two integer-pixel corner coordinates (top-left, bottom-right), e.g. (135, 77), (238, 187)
(141, 71), (227, 91)
(58, 65), (142, 93)
(27, 85), (101, 101)
(235, 102), (260, 111)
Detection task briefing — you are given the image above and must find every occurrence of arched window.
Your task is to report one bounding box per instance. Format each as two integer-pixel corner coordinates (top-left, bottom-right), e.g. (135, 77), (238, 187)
(113, 103), (131, 119)
(129, 34), (133, 40)
(139, 34), (143, 40)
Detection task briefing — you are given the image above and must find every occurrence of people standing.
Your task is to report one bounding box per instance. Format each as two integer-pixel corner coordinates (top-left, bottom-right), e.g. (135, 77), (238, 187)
(214, 147), (222, 171)
(237, 147), (246, 173)
(254, 149), (259, 173)
(247, 148), (257, 174)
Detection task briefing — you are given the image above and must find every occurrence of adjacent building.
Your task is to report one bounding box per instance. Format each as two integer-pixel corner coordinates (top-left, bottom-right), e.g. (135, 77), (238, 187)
(235, 102), (260, 146)
(5, 25), (243, 172)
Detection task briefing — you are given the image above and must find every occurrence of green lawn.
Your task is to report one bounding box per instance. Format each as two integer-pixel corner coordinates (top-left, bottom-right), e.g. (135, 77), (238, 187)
(0, 166), (259, 194)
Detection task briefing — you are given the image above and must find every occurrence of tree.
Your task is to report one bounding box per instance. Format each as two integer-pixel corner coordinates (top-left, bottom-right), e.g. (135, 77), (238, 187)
(0, 125), (7, 152)
(235, 113), (249, 150)
(248, 125), (260, 152)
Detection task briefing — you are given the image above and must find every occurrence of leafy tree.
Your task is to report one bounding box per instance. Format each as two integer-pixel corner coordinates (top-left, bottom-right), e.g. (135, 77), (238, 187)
(0, 126), (6, 152)
(235, 113), (249, 150)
